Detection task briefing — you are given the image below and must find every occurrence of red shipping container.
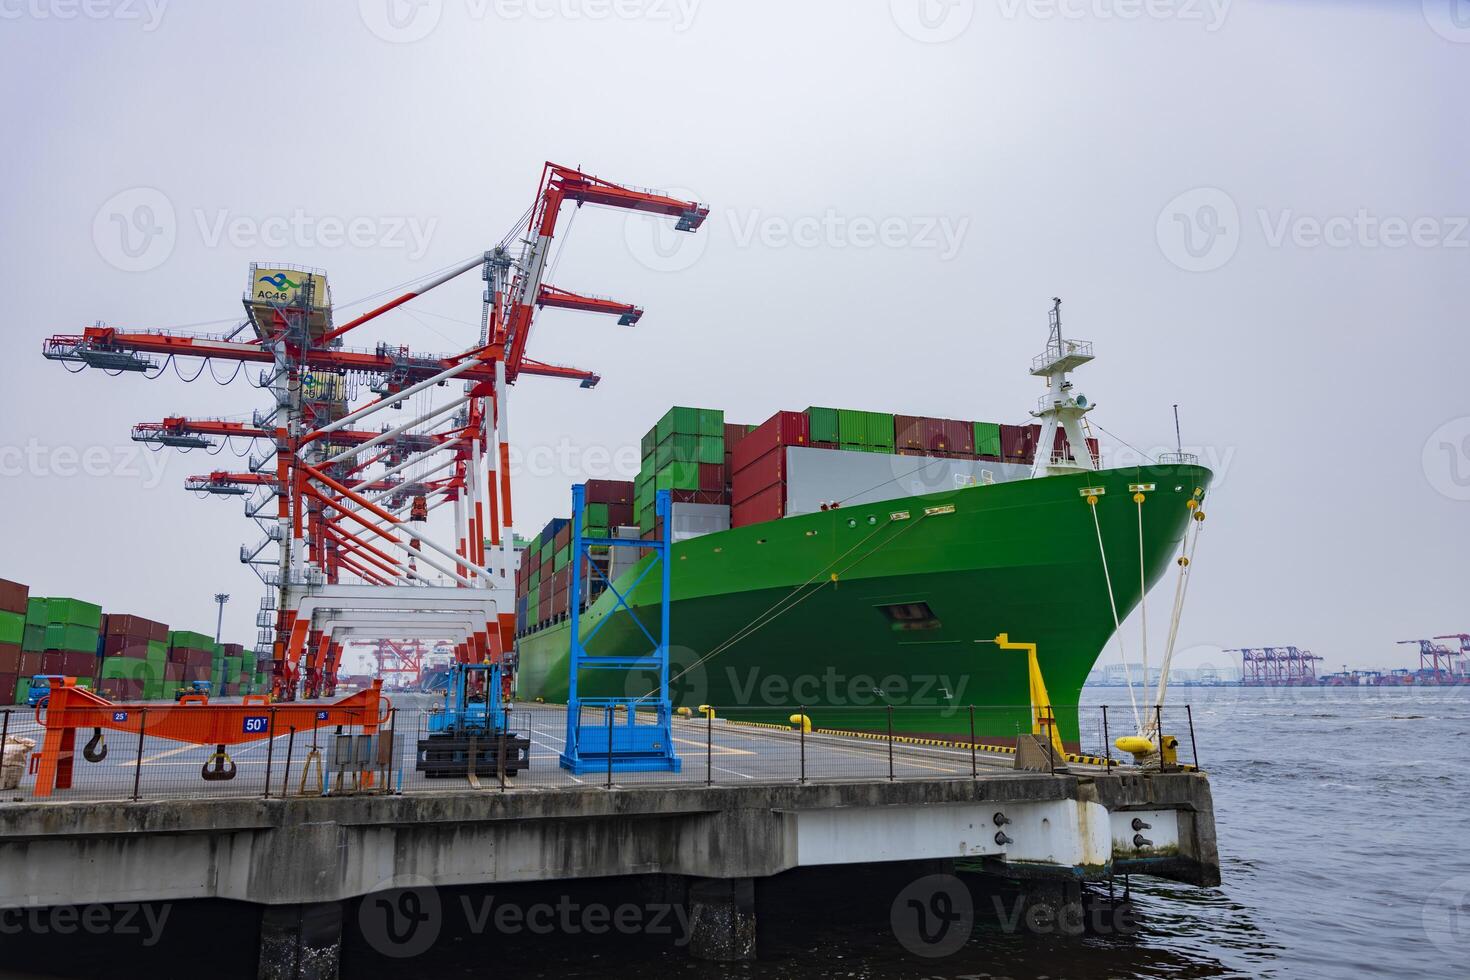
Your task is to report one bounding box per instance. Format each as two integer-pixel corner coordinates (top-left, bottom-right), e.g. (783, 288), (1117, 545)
(724, 422), (752, 453)
(41, 651), (65, 674)
(940, 418), (976, 457)
(1050, 428), (1100, 465)
(733, 412), (809, 473)
(584, 479), (634, 505)
(607, 502), (635, 527)
(0, 579), (29, 615)
(103, 634), (150, 658)
(698, 462), (727, 492)
(105, 614), (163, 639)
(1000, 423), (1042, 463)
(222, 643), (244, 656)
(184, 665), (211, 683)
(187, 649), (212, 669)
(0, 672), (17, 704)
(164, 662), (185, 682)
(894, 415), (936, 452)
(731, 483), (785, 527)
(19, 651), (41, 675)
(61, 651), (96, 678)
(554, 525), (572, 550)
(0, 643), (19, 674)
(733, 446), (786, 503)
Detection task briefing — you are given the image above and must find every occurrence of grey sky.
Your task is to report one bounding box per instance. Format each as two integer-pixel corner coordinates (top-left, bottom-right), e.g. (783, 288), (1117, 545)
(1, 0), (1464, 671)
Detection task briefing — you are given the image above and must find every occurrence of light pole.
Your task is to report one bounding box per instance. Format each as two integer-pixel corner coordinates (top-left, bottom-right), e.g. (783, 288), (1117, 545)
(214, 593), (230, 644)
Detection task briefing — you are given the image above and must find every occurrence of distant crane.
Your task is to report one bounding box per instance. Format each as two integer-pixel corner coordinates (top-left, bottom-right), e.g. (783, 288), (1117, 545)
(1401, 638), (1470, 683)
(1229, 647), (1323, 686)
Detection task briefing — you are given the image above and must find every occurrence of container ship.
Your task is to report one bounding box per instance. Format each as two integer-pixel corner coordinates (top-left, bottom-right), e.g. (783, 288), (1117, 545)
(512, 305), (1211, 745)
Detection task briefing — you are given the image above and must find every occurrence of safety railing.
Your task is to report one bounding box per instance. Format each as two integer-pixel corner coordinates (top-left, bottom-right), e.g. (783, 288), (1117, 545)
(0, 702), (1202, 803)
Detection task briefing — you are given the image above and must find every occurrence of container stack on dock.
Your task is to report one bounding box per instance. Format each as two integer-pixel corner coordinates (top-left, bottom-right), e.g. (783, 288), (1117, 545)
(0, 578), (28, 705)
(98, 614), (169, 700)
(0, 576), (264, 702)
(41, 597), (103, 688)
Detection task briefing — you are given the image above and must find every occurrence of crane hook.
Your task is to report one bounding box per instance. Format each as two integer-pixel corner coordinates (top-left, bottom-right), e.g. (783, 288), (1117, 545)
(201, 745), (237, 781)
(82, 728), (108, 763)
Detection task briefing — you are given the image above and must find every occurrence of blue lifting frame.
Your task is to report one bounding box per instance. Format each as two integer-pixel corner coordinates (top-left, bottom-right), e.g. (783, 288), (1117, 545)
(559, 485), (681, 774)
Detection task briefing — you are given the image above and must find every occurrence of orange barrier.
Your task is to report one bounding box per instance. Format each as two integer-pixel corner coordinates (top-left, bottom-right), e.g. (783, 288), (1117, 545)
(31, 678), (388, 798)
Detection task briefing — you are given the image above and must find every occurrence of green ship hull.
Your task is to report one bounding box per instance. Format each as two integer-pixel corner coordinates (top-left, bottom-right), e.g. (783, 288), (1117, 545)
(515, 463), (1211, 745)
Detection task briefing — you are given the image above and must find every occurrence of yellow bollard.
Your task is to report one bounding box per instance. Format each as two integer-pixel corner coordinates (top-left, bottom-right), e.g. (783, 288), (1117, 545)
(788, 713), (812, 733)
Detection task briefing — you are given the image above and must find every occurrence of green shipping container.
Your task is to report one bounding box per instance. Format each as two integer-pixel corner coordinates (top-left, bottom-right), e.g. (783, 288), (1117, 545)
(698, 408), (725, 437)
(655, 406), (702, 445)
(169, 630), (214, 651)
(146, 640), (168, 665)
(837, 410), (895, 451)
(974, 421), (1002, 458)
(655, 461), (700, 492)
(554, 546), (570, 570)
(806, 406), (840, 444)
(45, 598), (102, 630)
(0, 610), (23, 646)
(641, 427), (657, 459)
(44, 622), (98, 653)
(22, 623), (46, 652)
(24, 597), (48, 626)
(16, 677), (31, 704)
(586, 502), (610, 527)
(696, 435), (724, 464)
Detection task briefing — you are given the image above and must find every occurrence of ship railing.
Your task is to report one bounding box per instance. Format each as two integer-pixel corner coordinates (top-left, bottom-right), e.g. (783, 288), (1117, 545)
(0, 701), (1202, 802)
(1157, 451), (1200, 466)
(1030, 338), (1094, 373)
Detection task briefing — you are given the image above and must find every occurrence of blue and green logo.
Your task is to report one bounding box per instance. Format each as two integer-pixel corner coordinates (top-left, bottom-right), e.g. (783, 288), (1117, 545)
(257, 272), (300, 291)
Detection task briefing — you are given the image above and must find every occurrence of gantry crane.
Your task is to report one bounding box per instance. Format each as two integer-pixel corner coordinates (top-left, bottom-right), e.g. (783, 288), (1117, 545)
(44, 162), (708, 701)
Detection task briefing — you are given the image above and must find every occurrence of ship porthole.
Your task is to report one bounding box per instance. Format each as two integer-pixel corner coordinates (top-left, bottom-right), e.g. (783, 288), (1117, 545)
(867, 516), (877, 525)
(847, 519), (857, 528)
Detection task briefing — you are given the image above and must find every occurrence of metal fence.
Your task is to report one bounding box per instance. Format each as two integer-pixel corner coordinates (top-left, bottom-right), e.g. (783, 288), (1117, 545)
(0, 701), (1201, 803)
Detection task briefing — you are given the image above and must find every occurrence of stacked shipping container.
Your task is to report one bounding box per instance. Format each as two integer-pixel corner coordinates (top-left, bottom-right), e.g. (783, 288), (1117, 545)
(731, 411), (809, 526)
(0, 578), (27, 704)
(514, 482), (635, 632)
(0, 576), (255, 703)
(98, 613), (168, 700)
(515, 404), (1103, 634)
(635, 406), (729, 538)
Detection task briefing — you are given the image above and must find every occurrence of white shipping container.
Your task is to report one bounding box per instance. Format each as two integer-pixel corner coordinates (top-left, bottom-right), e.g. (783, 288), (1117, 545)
(782, 447), (1030, 517)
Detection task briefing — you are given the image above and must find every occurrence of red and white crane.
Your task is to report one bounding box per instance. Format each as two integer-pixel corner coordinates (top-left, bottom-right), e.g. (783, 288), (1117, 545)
(44, 162), (707, 700)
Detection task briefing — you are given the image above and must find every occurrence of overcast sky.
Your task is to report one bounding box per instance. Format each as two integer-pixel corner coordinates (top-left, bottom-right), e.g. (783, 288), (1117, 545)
(0, 0), (1464, 672)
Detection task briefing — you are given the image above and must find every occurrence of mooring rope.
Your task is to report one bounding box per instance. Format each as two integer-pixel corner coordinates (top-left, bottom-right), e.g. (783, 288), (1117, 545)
(1089, 495), (1142, 730)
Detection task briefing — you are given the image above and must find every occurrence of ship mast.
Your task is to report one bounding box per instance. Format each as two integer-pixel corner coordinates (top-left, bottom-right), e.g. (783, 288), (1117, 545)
(1028, 297), (1099, 477)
